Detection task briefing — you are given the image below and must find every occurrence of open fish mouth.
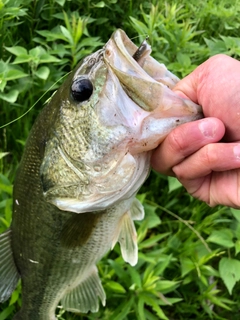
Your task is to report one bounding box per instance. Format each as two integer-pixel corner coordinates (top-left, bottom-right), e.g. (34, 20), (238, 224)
(104, 29), (179, 88)
(40, 29), (203, 215)
(103, 29), (202, 116)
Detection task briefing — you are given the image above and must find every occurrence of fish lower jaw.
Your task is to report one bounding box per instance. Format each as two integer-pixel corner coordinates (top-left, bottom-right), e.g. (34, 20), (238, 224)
(129, 113), (202, 154)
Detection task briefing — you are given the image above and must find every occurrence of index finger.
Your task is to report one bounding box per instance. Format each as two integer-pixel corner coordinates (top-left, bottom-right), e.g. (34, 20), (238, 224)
(151, 118), (225, 176)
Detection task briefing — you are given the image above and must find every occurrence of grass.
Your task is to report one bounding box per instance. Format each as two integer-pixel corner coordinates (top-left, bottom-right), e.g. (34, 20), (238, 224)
(1, 0), (240, 319)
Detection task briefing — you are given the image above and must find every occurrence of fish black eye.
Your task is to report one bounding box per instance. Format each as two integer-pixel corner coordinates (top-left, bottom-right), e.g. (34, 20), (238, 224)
(71, 77), (93, 102)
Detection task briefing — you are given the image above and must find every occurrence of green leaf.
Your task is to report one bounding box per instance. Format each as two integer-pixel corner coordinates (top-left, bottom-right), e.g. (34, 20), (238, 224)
(29, 47), (42, 58)
(5, 198), (13, 225)
(107, 260), (127, 279)
(0, 79), (6, 91)
(235, 240), (240, 255)
(9, 287), (19, 305)
(205, 293), (232, 310)
(219, 258), (240, 294)
(0, 217), (9, 228)
(55, 0), (65, 5)
(0, 305), (14, 320)
(13, 55), (32, 64)
(156, 280), (180, 293)
(60, 25), (74, 45)
(50, 43), (69, 58)
(94, 1), (105, 7)
(154, 254), (173, 276)
(76, 37), (102, 48)
(176, 52), (191, 67)
(143, 202), (161, 228)
(38, 54), (60, 64)
(0, 200), (7, 210)
(108, 296), (134, 320)
(0, 152), (9, 160)
(139, 293), (168, 320)
(36, 29), (67, 41)
(137, 297), (146, 320)
(158, 297), (183, 305)
(0, 60), (8, 73)
(0, 183), (13, 195)
(35, 66), (50, 80)
(5, 46), (27, 56)
(129, 16), (149, 37)
(0, 89), (19, 103)
(105, 281), (126, 293)
(6, 68), (28, 80)
(207, 229), (234, 248)
(230, 208), (240, 222)
(139, 233), (170, 249)
(180, 257), (195, 277)
(16, 139), (26, 147)
(168, 176), (182, 192)
(204, 37), (227, 55)
(0, 174), (11, 185)
(128, 265), (142, 288)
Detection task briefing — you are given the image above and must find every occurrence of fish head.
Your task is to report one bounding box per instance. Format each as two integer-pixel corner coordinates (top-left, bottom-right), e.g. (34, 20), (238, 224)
(40, 29), (202, 213)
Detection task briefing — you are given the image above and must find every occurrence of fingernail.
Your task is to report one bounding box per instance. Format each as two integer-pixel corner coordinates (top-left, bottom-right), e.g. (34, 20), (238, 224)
(233, 145), (240, 160)
(199, 120), (216, 138)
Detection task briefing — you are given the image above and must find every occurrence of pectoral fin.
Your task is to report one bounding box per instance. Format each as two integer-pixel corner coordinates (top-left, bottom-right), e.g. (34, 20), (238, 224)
(111, 198), (143, 266)
(130, 198), (144, 221)
(117, 211), (138, 266)
(61, 266), (106, 313)
(0, 229), (20, 302)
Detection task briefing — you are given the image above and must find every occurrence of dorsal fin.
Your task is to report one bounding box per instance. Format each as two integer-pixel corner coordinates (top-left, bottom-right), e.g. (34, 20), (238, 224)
(0, 229), (20, 302)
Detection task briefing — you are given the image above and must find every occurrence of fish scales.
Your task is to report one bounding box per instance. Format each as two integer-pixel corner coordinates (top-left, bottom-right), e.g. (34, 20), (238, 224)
(0, 29), (202, 319)
(11, 105), (124, 319)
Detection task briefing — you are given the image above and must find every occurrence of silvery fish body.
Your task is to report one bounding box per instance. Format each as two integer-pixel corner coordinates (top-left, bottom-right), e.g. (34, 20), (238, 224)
(0, 30), (202, 319)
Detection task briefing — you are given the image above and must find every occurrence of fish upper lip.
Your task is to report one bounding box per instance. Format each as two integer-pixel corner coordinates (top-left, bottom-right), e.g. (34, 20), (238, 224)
(103, 29), (202, 115)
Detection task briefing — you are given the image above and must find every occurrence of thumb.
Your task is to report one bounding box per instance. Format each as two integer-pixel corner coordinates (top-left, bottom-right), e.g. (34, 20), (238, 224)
(172, 68), (199, 104)
(172, 54), (238, 107)
(172, 54), (240, 142)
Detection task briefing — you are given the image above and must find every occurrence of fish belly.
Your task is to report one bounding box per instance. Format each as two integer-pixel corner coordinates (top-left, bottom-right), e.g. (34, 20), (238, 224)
(12, 198), (127, 320)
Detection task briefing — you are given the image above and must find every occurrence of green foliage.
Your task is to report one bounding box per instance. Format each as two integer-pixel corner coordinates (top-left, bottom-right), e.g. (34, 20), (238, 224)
(1, 0), (240, 319)
(129, 3), (207, 76)
(219, 258), (240, 295)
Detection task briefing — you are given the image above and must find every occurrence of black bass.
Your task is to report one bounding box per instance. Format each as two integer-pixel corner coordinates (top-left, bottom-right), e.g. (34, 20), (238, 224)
(0, 29), (202, 319)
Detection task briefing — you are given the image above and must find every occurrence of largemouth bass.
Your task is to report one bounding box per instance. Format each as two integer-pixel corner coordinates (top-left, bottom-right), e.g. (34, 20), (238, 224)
(0, 29), (202, 319)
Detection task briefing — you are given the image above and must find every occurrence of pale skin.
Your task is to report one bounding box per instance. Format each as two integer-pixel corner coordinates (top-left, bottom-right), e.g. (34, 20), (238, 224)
(151, 54), (240, 208)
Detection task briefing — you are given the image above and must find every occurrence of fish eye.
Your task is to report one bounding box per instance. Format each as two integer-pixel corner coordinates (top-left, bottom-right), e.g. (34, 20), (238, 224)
(71, 77), (93, 102)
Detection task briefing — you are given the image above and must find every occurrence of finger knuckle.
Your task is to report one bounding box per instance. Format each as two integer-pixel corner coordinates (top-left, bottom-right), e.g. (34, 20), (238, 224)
(168, 129), (187, 155)
(202, 144), (218, 166)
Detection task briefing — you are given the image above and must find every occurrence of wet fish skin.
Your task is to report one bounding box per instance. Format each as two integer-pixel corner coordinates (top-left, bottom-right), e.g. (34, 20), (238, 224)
(0, 29), (202, 320)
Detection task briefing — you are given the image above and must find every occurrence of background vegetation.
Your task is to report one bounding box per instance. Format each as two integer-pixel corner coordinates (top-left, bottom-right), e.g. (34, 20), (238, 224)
(1, 0), (240, 319)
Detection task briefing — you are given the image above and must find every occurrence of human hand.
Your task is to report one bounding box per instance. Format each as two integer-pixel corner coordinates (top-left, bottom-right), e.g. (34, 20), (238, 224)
(151, 54), (240, 208)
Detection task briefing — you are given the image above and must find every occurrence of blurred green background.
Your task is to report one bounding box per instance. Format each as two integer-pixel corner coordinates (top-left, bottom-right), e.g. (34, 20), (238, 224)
(1, 0), (240, 319)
